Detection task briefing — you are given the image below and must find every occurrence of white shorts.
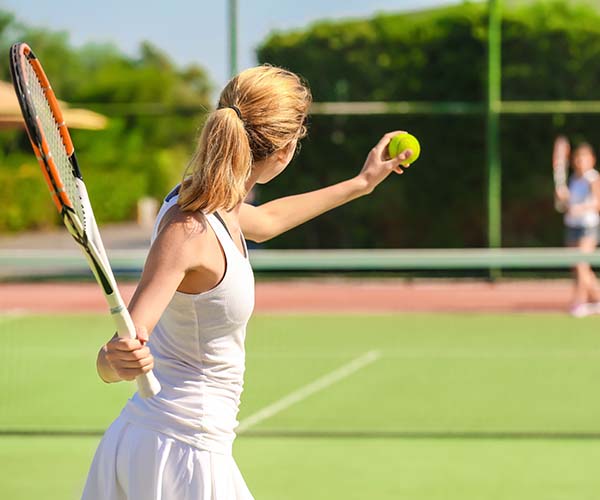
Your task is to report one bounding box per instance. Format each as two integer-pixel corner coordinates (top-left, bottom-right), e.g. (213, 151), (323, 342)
(82, 417), (254, 500)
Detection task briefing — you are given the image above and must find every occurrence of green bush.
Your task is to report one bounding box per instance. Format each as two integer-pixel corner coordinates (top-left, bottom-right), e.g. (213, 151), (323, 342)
(0, 161), (58, 232)
(83, 168), (148, 223)
(257, 0), (600, 248)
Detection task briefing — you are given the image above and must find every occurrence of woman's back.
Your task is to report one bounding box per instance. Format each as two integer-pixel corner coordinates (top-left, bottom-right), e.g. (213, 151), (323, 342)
(123, 187), (254, 455)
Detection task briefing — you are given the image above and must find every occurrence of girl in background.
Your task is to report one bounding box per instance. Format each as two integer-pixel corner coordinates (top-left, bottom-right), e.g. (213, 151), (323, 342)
(553, 136), (600, 317)
(82, 65), (414, 500)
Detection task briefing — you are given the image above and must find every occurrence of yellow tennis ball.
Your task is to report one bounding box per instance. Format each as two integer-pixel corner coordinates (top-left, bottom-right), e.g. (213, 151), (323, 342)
(388, 133), (421, 166)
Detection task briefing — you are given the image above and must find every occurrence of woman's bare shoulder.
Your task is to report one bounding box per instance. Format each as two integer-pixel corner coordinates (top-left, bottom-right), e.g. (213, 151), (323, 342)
(157, 205), (210, 237)
(151, 205), (214, 264)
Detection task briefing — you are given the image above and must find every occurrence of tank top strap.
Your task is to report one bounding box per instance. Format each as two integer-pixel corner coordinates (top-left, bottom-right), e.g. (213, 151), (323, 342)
(204, 213), (244, 260)
(152, 185), (181, 242)
(152, 186), (247, 260)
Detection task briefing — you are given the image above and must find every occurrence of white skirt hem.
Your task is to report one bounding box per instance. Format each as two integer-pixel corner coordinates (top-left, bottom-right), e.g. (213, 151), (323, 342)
(81, 417), (254, 500)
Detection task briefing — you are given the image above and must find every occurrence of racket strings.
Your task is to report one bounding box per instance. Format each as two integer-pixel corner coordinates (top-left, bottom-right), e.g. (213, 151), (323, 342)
(24, 59), (86, 232)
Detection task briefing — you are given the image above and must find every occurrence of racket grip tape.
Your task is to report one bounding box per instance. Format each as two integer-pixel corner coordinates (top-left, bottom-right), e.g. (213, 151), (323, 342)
(112, 307), (162, 398)
(136, 371), (162, 399)
(553, 162), (567, 187)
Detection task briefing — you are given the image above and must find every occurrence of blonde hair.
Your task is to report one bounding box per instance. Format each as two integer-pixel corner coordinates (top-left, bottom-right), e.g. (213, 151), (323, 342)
(178, 65), (312, 213)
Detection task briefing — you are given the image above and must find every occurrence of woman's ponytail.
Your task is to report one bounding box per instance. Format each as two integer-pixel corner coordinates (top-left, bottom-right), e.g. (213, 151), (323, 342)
(179, 107), (252, 212)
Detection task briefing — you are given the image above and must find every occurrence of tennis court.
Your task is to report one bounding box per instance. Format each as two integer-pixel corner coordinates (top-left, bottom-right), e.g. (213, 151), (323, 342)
(5, 1), (600, 499)
(2, 309), (600, 499)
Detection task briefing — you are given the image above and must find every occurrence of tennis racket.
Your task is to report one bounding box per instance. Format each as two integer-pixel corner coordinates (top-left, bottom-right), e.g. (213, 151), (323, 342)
(553, 135), (569, 213)
(9, 42), (161, 398)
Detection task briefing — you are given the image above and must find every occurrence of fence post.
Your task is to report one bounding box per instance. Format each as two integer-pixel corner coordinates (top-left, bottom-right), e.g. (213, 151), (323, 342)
(487, 0), (502, 250)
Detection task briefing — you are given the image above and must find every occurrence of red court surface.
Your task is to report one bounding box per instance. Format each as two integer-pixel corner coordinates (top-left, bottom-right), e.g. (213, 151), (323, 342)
(0, 279), (574, 314)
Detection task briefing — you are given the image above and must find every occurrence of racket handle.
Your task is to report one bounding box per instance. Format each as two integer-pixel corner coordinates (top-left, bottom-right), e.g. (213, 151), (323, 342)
(112, 307), (162, 398)
(553, 163), (567, 187)
(135, 370), (162, 399)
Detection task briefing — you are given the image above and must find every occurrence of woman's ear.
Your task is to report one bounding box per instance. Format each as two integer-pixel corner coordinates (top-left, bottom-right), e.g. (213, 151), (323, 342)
(278, 140), (297, 164)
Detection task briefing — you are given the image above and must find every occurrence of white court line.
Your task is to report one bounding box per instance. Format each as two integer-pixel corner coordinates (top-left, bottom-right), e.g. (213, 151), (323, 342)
(238, 350), (381, 433)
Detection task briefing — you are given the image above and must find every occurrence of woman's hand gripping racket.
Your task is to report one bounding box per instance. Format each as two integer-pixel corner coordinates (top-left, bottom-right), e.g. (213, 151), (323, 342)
(9, 42), (161, 398)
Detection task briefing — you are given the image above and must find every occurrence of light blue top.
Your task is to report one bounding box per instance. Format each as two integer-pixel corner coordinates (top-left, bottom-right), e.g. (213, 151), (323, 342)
(565, 169), (600, 228)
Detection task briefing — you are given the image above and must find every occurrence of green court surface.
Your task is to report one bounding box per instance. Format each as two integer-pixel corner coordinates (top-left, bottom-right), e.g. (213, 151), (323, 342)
(2, 312), (600, 499)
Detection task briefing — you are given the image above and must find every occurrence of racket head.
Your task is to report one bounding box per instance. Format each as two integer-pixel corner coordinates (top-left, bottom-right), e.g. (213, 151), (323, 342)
(9, 42), (115, 290)
(9, 42), (88, 237)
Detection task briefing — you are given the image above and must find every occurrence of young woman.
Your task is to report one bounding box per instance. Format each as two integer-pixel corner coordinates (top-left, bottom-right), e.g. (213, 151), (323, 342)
(82, 65), (413, 500)
(553, 136), (600, 317)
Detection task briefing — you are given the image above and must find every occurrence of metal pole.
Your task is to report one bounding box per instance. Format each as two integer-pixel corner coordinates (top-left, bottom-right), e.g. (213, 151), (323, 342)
(487, 0), (502, 249)
(228, 0), (238, 78)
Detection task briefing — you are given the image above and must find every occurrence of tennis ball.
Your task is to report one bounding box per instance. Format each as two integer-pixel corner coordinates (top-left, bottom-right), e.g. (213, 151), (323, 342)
(388, 133), (421, 166)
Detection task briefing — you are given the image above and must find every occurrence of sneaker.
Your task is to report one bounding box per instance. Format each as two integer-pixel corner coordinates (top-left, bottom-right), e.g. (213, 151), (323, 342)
(587, 302), (600, 315)
(570, 303), (594, 318)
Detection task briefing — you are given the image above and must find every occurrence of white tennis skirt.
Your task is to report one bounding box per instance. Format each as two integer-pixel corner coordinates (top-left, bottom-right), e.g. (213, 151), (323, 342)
(81, 417), (254, 500)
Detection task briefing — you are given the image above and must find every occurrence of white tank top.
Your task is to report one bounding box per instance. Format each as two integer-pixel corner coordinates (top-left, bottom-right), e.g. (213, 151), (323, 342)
(565, 169), (600, 228)
(121, 186), (255, 455)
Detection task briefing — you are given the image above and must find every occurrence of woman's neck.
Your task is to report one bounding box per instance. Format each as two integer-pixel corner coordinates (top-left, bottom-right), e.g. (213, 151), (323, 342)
(225, 174), (259, 218)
